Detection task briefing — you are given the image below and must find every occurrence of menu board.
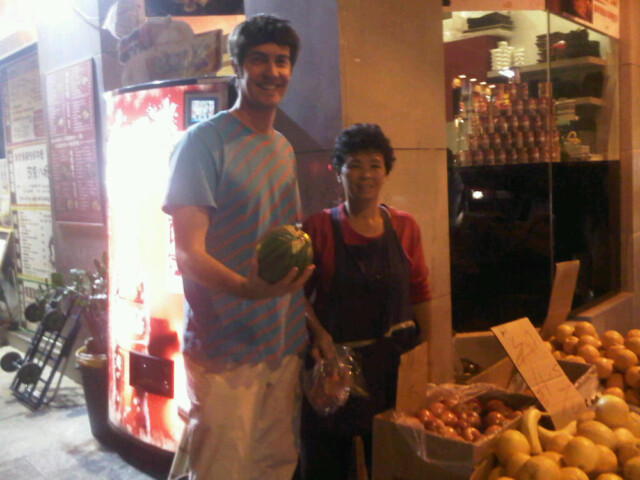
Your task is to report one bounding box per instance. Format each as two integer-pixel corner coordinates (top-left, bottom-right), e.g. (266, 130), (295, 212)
(0, 51), (54, 324)
(45, 59), (104, 224)
(2, 54), (45, 145)
(12, 207), (54, 280)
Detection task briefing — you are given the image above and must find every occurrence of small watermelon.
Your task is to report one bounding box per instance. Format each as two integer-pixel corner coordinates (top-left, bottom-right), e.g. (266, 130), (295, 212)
(256, 224), (313, 284)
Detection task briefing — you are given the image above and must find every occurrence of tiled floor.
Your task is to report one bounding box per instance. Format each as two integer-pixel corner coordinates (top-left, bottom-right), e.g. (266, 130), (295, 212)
(0, 346), (173, 479)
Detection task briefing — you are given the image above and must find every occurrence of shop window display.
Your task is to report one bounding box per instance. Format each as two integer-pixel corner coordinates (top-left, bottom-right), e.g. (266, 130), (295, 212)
(444, 10), (619, 332)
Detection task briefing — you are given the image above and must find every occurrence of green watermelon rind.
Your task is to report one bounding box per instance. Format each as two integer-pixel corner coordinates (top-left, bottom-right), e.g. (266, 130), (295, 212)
(256, 225), (313, 284)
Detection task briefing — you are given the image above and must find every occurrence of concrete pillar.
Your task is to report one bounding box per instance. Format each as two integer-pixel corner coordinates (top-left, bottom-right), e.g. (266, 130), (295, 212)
(337, 0), (452, 382)
(619, 0), (640, 321)
(249, 0), (453, 381)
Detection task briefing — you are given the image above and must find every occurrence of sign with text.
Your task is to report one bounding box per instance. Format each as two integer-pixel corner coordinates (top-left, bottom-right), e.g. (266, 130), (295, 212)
(548, 0), (619, 38)
(491, 318), (588, 428)
(8, 143), (50, 205)
(45, 58), (104, 224)
(0, 158), (10, 227)
(0, 50), (53, 329)
(1, 54), (45, 145)
(12, 207), (54, 280)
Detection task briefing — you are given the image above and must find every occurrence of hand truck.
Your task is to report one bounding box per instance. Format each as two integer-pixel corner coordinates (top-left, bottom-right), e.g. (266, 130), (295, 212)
(0, 294), (84, 409)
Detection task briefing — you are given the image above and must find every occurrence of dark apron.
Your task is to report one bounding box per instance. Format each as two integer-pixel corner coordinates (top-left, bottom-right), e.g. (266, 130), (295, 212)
(304, 205), (415, 436)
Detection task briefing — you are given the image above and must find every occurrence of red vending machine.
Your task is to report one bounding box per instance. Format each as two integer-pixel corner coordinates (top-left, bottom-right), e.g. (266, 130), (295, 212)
(104, 78), (230, 451)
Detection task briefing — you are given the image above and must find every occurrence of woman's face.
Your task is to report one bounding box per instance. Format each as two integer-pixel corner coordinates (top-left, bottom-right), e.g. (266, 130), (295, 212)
(339, 150), (388, 202)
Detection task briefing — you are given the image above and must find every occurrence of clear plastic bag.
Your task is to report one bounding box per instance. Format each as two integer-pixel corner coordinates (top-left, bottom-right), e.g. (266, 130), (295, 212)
(301, 345), (368, 417)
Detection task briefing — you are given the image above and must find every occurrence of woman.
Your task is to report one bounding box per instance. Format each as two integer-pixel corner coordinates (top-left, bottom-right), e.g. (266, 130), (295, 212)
(299, 123), (432, 479)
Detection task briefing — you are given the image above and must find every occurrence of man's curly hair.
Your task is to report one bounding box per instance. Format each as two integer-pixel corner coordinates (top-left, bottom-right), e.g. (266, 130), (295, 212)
(228, 14), (300, 68)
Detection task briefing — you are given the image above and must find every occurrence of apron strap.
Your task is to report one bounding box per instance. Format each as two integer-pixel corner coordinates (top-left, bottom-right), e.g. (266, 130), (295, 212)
(329, 206), (347, 266)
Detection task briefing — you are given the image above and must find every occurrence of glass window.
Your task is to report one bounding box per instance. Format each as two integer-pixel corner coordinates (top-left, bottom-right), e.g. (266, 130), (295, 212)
(444, 10), (619, 332)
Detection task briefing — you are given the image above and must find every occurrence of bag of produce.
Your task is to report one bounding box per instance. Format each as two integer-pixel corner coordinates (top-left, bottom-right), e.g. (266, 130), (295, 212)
(301, 345), (368, 416)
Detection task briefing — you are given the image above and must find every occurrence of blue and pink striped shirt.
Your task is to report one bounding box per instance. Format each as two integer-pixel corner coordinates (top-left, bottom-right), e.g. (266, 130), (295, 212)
(163, 111), (307, 365)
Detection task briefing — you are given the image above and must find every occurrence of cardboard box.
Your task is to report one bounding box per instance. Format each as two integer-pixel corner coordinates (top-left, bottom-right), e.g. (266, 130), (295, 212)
(372, 390), (536, 480)
(453, 330), (507, 372)
(467, 356), (599, 403)
(372, 262), (588, 479)
(374, 345), (540, 480)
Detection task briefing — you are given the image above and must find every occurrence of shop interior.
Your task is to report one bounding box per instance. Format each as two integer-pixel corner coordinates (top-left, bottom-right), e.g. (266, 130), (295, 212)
(443, 9), (620, 333)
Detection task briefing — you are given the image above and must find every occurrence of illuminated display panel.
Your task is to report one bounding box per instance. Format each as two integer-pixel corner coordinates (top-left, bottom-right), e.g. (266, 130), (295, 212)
(104, 79), (228, 451)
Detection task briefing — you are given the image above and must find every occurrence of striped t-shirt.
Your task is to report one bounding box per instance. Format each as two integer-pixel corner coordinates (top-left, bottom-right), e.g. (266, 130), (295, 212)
(162, 111), (307, 365)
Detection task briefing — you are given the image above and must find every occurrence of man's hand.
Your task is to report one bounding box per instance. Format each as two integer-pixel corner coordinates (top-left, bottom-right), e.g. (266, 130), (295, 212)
(240, 255), (315, 300)
(172, 206), (314, 299)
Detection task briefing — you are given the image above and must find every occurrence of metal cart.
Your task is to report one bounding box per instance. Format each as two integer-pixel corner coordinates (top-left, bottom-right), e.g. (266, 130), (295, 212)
(0, 295), (84, 409)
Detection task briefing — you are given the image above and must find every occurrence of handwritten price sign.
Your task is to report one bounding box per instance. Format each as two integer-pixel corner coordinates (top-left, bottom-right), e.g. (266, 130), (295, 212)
(491, 318), (588, 428)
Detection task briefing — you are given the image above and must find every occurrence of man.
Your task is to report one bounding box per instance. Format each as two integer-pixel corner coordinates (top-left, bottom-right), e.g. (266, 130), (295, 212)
(162, 14), (320, 480)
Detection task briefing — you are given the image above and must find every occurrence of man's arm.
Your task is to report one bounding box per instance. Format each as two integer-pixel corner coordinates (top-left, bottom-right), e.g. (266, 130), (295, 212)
(171, 205), (314, 299)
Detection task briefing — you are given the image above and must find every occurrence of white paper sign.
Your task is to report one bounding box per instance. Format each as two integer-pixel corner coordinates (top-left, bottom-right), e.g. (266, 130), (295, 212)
(0, 158), (11, 227)
(6, 57), (43, 144)
(9, 144), (51, 205)
(13, 207), (54, 280)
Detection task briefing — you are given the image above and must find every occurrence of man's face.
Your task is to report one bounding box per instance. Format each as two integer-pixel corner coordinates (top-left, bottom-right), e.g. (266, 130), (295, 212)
(235, 43), (292, 111)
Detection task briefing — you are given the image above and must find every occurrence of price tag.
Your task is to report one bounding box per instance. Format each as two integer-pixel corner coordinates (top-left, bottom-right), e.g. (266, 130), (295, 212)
(539, 260), (580, 340)
(491, 318), (588, 428)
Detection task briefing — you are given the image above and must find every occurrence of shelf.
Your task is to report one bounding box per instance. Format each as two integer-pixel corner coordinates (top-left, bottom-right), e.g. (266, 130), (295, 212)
(557, 97), (604, 107)
(487, 56), (606, 79)
(444, 26), (514, 42)
(452, 156), (615, 169)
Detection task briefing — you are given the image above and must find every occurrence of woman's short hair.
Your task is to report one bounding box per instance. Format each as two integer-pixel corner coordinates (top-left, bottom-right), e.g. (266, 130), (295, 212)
(228, 14), (300, 67)
(332, 123), (396, 173)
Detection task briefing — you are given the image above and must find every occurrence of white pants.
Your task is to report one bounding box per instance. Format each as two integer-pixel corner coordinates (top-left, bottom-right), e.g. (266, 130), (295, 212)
(184, 354), (303, 480)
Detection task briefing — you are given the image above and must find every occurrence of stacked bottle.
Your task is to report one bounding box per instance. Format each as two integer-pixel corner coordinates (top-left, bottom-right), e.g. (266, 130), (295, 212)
(457, 81), (561, 166)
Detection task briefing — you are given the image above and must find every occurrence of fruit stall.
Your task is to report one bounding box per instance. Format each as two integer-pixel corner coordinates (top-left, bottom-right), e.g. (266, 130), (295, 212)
(370, 261), (640, 480)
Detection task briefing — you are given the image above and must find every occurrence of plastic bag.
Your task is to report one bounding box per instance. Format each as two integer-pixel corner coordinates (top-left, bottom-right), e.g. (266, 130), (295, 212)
(301, 345), (368, 416)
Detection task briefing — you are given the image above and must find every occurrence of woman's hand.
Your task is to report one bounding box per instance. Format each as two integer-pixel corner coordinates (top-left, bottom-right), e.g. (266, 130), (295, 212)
(303, 298), (337, 362)
(310, 327), (336, 363)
